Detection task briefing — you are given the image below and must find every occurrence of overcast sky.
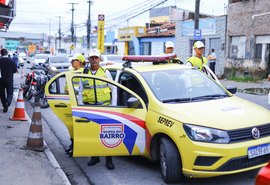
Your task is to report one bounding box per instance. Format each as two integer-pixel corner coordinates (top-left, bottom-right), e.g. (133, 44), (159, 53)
(8, 0), (228, 36)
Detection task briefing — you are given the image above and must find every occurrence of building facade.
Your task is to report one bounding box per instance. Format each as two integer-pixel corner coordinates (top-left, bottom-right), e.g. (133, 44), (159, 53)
(118, 26), (146, 55)
(138, 23), (175, 55)
(226, 0), (270, 79)
(175, 16), (227, 77)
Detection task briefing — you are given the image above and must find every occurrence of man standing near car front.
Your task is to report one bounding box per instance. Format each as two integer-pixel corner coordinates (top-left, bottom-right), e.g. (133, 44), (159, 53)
(186, 41), (208, 70)
(83, 48), (117, 170)
(0, 48), (17, 112)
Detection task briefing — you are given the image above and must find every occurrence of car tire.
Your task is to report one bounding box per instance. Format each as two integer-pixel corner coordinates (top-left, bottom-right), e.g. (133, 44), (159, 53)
(159, 137), (182, 183)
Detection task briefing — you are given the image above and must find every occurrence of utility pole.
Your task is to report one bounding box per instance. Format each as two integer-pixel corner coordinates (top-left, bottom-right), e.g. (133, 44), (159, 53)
(87, 0), (92, 49)
(55, 33), (57, 52)
(68, 3), (78, 44)
(194, 0), (200, 30)
(56, 16), (63, 50)
(47, 18), (51, 51)
(194, 0), (201, 41)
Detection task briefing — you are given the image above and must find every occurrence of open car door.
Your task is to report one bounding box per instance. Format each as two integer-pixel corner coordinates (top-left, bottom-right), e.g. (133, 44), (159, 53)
(202, 64), (221, 85)
(45, 72), (74, 138)
(65, 73), (147, 157)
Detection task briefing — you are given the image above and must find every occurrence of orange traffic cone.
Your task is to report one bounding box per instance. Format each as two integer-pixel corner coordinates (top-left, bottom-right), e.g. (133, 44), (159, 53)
(10, 88), (28, 121)
(24, 102), (47, 151)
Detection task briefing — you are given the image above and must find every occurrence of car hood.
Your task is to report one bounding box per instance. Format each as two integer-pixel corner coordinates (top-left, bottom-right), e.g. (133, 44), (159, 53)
(154, 96), (270, 130)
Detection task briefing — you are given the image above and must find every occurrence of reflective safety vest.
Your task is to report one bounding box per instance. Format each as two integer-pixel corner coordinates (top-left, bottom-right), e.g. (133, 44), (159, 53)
(64, 67), (84, 93)
(187, 56), (208, 70)
(82, 67), (111, 105)
(168, 56), (181, 64)
(71, 68), (84, 88)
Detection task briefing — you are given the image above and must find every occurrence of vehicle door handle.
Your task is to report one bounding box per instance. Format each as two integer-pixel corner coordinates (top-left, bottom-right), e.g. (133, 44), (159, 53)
(55, 103), (67, 108)
(75, 118), (90, 123)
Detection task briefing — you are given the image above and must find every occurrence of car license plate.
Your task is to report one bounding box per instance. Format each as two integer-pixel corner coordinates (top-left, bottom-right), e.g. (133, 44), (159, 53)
(248, 143), (270, 159)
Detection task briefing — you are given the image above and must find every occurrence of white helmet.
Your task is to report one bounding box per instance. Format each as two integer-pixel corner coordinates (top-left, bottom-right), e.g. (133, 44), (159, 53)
(165, 41), (174, 48)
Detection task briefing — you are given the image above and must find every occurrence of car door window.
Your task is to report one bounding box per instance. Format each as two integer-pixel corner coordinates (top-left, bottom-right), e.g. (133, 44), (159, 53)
(71, 76), (143, 108)
(48, 74), (67, 94)
(118, 72), (148, 105)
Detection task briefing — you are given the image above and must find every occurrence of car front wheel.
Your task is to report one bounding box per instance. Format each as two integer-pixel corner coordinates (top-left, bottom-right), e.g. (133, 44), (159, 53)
(159, 137), (182, 183)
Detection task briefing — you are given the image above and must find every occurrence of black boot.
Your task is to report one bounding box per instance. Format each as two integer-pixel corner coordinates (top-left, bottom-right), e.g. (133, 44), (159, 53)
(87, 157), (100, 166)
(106, 156), (115, 170)
(65, 139), (73, 157)
(3, 106), (8, 113)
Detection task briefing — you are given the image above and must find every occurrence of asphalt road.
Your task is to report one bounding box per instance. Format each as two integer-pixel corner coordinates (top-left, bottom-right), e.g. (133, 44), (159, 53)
(16, 63), (269, 185)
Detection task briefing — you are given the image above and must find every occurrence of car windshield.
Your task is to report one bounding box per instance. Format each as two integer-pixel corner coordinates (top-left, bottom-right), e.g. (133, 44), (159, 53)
(50, 56), (68, 63)
(141, 69), (229, 103)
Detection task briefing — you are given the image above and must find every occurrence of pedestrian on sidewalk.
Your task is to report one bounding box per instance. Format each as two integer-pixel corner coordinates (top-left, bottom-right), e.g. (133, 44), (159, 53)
(0, 48), (18, 113)
(12, 52), (19, 69)
(207, 48), (217, 74)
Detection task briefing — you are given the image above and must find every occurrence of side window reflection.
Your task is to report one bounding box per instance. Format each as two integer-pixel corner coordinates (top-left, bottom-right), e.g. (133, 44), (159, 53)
(49, 75), (67, 94)
(72, 77), (142, 108)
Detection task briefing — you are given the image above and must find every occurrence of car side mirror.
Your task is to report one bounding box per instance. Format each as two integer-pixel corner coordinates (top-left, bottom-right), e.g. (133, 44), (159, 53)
(127, 97), (142, 108)
(226, 86), (237, 94)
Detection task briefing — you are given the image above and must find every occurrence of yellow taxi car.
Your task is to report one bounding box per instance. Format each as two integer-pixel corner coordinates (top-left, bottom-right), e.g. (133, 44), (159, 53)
(45, 54), (270, 183)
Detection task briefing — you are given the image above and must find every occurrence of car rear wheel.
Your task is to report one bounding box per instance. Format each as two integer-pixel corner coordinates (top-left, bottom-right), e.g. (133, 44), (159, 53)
(159, 137), (182, 183)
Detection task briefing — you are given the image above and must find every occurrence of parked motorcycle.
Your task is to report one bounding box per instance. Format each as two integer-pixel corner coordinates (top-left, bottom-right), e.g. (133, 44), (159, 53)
(21, 62), (51, 108)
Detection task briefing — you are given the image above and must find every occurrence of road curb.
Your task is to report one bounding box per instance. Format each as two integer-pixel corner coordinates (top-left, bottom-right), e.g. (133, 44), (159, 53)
(13, 90), (71, 185)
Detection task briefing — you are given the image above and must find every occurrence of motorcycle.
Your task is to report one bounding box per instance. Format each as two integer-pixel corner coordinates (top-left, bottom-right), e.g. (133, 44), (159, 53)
(21, 62), (51, 108)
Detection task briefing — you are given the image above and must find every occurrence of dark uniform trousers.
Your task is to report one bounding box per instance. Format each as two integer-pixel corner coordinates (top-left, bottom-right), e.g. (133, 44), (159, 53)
(0, 79), (14, 107)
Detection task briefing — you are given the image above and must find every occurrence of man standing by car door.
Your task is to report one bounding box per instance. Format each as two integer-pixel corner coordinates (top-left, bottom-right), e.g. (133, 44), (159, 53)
(0, 48), (18, 112)
(83, 49), (117, 170)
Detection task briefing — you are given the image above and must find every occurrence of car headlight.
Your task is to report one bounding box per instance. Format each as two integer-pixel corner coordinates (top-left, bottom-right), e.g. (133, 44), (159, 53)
(183, 124), (230, 144)
(51, 66), (57, 71)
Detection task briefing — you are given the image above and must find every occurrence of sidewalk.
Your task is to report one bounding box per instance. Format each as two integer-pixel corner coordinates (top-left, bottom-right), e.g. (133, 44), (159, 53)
(219, 79), (270, 90)
(0, 90), (71, 185)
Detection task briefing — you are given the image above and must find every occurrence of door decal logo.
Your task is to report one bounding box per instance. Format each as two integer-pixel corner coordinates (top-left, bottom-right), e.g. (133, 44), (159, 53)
(100, 124), (125, 148)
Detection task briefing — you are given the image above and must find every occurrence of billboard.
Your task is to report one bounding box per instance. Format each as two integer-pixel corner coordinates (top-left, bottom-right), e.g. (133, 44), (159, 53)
(97, 14), (105, 53)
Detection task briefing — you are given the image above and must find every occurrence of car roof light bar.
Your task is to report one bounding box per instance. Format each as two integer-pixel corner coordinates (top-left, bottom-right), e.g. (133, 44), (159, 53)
(122, 54), (177, 62)
(122, 54), (177, 68)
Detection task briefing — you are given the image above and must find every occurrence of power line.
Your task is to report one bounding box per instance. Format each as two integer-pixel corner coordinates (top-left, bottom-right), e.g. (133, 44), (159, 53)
(105, 0), (168, 30)
(127, 0), (168, 21)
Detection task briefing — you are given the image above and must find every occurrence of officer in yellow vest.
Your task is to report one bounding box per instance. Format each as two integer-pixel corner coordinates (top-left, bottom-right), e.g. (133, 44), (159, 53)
(82, 49), (116, 106)
(186, 41), (208, 70)
(64, 54), (85, 93)
(84, 49), (116, 170)
(163, 41), (182, 64)
(64, 54), (86, 156)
